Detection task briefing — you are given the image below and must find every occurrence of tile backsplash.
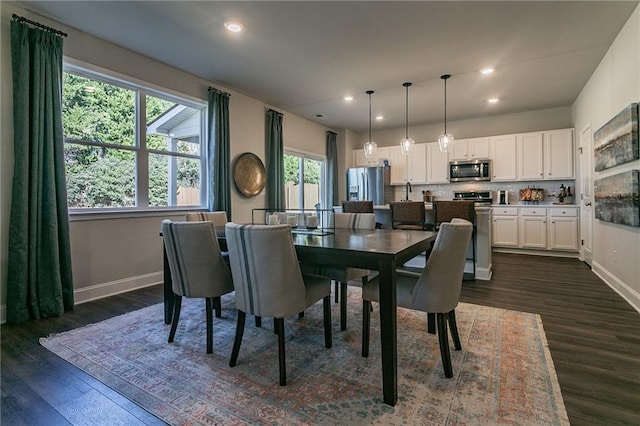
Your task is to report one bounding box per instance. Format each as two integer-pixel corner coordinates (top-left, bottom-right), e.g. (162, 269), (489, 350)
(395, 180), (576, 205)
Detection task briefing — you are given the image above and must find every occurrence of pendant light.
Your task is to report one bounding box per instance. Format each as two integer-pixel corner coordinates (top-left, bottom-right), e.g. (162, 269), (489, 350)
(363, 90), (377, 159)
(400, 82), (415, 154)
(437, 74), (454, 152)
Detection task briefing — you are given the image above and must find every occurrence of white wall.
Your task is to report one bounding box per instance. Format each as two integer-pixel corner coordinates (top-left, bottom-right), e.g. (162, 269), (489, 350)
(572, 4), (640, 312)
(0, 4), (333, 320)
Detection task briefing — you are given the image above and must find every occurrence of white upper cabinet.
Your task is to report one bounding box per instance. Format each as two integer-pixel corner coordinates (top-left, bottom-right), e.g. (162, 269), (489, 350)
(517, 132), (545, 180)
(389, 144), (427, 185)
(544, 129), (574, 179)
(449, 137), (489, 161)
(516, 129), (574, 181)
(426, 142), (449, 184)
(489, 135), (517, 181)
(353, 147), (390, 167)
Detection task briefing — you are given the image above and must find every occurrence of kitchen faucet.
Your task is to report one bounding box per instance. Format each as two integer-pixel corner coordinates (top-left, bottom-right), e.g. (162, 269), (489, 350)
(404, 181), (412, 201)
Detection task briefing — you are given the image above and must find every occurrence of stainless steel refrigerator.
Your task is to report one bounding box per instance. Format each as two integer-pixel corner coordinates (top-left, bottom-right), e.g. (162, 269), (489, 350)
(346, 166), (393, 205)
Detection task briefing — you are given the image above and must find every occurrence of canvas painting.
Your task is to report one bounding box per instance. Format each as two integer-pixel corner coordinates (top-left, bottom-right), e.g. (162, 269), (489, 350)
(594, 170), (640, 227)
(594, 103), (639, 171)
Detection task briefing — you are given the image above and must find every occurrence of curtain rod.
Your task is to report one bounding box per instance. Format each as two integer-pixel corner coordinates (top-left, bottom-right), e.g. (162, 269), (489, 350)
(12, 14), (68, 37)
(208, 86), (230, 97)
(265, 108), (283, 116)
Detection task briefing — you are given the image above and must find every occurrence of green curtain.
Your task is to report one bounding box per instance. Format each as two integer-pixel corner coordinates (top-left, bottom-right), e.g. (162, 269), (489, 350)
(326, 131), (338, 208)
(7, 22), (74, 323)
(265, 109), (284, 210)
(207, 88), (231, 219)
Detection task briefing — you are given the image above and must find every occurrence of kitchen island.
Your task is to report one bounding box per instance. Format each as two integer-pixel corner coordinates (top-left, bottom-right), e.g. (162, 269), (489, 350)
(373, 203), (492, 280)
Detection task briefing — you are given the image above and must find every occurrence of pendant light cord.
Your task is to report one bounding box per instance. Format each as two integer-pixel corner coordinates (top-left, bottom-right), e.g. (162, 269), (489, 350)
(441, 74), (451, 134)
(366, 90), (374, 141)
(405, 85), (409, 138)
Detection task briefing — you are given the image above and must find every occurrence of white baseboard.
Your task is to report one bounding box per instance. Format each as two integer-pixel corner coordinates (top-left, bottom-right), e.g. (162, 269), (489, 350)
(0, 272), (163, 325)
(73, 271), (163, 305)
(592, 261), (640, 314)
(475, 265), (492, 281)
(493, 247), (579, 258)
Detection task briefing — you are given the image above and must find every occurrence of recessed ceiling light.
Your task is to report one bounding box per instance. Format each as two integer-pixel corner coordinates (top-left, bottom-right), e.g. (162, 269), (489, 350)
(375, 115), (384, 120)
(487, 97), (499, 104)
(224, 21), (243, 33)
(480, 67), (494, 75)
(344, 95), (353, 101)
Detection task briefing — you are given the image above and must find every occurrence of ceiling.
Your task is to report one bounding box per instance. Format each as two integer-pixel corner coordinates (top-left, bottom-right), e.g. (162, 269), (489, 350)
(17, 1), (639, 133)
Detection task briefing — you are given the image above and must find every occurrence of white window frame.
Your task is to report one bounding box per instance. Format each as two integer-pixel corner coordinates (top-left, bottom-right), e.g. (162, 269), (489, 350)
(62, 59), (208, 216)
(284, 148), (327, 210)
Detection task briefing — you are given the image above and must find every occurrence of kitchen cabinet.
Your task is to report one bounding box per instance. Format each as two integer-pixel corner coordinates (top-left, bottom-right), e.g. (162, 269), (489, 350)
(489, 135), (517, 181)
(548, 208), (579, 250)
(516, 129), (574, 181)
(519, 208), (547, 249)
(492, 207), (519, 247)
(517, 132), (545, 180)
(544, 129), (574, 179)
(389, 144), (427, 185)
(353, 147), (390, 167)
(449, 137), (489, 161)
(492, 206), (579, 252)
(426, 142), (449, 184)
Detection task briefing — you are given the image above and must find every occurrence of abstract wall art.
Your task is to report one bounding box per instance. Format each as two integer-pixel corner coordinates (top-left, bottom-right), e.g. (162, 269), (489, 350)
(594, 169), (639, 227)
(594, 103), (639, 171)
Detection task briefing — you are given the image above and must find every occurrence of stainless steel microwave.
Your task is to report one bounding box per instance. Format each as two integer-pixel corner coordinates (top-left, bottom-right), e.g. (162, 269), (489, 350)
(449, 159), (491, 182)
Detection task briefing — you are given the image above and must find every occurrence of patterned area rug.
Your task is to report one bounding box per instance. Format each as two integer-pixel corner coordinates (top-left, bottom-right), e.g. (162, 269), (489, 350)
(40, 289), (568, 425)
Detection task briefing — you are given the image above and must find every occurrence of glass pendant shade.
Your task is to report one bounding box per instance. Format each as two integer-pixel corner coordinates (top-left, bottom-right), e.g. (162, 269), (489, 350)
(438, 133), (453, 152)
(400, 136), (415, 155)
(400, 82), (414, 155)
(364, 140), (377, 159)
(438, 74), (453, 153)
(363, 90), (376, 159)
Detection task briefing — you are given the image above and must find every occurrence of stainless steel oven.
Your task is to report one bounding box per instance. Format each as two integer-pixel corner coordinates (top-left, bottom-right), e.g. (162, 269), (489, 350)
(449, 159), (491, 182)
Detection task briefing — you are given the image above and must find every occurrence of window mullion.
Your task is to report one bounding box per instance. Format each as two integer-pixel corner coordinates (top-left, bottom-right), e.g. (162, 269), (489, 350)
(137, 91), (149, 207)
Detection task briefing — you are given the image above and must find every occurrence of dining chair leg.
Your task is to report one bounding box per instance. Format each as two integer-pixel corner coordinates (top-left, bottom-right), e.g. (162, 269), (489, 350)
(427, 312), (436, 334)
(362, 300), (371, 357)
(205, 298), (213, 354)
(448, 309), (462, 350)
(340, 282), (347, 331)
(213, 296), (222, 318)
(323, 295), (332, 349)
(275, 317), (286, 385)
(229, 311), (246, 367)
(437, 312), (453, 378)
(255, 316), (262, 327)
(168, 295), (182, 343)
(334, 281), (339, 303)
(274, 318), (278, 334)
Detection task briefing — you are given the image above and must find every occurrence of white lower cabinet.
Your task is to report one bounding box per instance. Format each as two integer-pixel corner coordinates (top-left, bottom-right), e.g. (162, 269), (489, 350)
(492, 206), (579, 252)
(492, 208), (519, 247)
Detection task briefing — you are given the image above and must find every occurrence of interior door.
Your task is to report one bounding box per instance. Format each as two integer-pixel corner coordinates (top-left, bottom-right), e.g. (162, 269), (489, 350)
(579, 126), (593, 266)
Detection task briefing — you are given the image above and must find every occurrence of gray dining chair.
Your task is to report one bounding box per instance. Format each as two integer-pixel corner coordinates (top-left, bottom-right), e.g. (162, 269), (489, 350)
(225, 223), (332, 386)
(361, 219), (473, 378)
(161, 219), (234, 354)
(306, 212), (376, 331)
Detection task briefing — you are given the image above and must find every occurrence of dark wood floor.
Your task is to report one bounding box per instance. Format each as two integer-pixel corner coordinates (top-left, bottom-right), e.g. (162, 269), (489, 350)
(2, 252), (639, 425)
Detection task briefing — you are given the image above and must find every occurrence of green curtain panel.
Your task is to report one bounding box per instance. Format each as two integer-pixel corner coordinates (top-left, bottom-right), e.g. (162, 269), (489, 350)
(326, 131), (338, 208)
(208, 88), (231, 219)
(265, 109), (284, 210)
(7, 22), (74, 323)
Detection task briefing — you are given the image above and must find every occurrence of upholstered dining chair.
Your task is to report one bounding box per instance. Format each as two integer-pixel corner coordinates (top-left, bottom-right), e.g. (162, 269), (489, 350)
(389, 201), (431, 231)
(225, 223), (332, 386)
(342, 200), (374, 213)
(185, 211), (230, 316)
(361, 219), (473, 378)
(312, 212), (376, 331)
(161, 220), (234, 354)
(433, 201), (476, 279)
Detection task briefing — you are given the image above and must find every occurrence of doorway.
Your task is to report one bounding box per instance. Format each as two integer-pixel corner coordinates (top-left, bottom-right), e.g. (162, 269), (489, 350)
(579, 125), (593, 266)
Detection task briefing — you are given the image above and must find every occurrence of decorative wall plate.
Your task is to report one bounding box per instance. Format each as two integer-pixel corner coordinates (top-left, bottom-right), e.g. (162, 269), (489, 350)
(233, 152), (266, 197)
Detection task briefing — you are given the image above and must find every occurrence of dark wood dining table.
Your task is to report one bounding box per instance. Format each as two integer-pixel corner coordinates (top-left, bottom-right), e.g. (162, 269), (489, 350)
(162, 227), (436, 406)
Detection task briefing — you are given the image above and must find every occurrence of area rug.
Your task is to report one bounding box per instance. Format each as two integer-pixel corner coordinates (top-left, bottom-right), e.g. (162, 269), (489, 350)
(40, 289), (568, 425)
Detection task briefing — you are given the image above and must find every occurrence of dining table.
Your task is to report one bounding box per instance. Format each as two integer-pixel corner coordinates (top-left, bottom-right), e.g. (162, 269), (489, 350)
(162, 226), (436, 406)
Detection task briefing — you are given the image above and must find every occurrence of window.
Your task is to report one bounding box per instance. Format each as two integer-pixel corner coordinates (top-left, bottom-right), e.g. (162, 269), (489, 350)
(62, 64), (207, 210)
(284, 152), (325, 210)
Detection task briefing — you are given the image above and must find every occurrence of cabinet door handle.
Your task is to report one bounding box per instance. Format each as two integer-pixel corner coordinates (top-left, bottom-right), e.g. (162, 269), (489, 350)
(540, 173), (543, 176)
(585, 202), (592, 206)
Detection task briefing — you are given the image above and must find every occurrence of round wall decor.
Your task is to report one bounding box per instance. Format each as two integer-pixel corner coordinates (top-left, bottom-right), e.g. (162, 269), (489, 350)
(233, 152), (266, 197)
